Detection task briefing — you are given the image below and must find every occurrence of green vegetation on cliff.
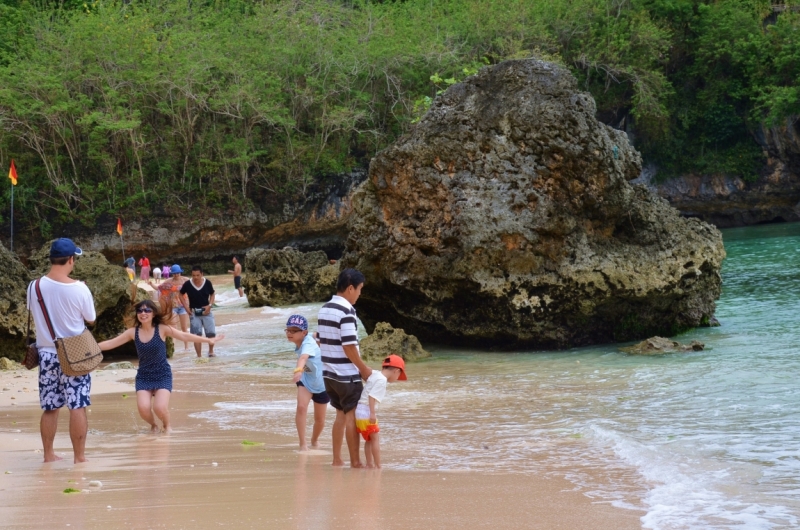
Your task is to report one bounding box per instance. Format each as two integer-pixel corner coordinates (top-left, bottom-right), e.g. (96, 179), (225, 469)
(0, 0), (797, 234)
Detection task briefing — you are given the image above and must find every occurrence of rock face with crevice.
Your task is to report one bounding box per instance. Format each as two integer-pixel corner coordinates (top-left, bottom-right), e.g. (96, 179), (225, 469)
(242, 248), (339, 307)
(342, 58), (725, 348)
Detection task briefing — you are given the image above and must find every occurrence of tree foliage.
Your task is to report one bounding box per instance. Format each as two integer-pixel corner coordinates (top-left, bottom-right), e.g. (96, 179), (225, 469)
(0, 0), (798, 233)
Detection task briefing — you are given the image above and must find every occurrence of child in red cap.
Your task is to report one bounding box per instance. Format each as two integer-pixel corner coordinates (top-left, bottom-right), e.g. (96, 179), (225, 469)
(355, 354), (407, 468)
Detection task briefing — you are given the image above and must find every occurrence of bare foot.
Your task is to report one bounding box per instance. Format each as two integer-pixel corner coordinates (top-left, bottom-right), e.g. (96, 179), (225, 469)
(43, 454), (64, 463)
(74, 456), (88, 464)
(150, 424), (159, 433)
(162, 426), (173, 434)
(208, 353), (216, 358)
(298, 445), (309, 452)
(332, 459), (345, 467)
(310, 442), (321, 449)
(196, 352), (202, 358)
(350, 461), (364, 469)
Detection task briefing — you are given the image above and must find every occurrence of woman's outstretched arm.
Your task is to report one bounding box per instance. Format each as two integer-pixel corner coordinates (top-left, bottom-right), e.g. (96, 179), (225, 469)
(162, 325), (225, 346)
(97, 328), (136, 351)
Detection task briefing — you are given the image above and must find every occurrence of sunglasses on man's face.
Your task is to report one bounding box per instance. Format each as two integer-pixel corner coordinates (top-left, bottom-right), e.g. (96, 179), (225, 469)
(136, 307), (154, 314)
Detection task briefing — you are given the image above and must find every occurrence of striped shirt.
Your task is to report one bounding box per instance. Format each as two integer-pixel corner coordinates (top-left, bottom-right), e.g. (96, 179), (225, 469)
(319, 295), (360, 382)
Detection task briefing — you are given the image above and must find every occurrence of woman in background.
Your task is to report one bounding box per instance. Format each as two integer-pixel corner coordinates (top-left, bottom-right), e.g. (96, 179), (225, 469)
(149, 265), (191, 351)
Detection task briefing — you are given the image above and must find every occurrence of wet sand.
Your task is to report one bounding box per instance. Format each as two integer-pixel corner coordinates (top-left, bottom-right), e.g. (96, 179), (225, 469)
(0, 357), (644, 529)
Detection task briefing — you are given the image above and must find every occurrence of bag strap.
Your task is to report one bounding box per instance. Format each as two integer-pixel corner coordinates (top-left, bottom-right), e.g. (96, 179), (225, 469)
(34, 278), (57, 342)
(26, 308), (32, 343)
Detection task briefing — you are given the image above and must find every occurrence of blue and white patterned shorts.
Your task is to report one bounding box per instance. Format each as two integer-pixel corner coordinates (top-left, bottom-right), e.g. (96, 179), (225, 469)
(38, 349), (92, 411)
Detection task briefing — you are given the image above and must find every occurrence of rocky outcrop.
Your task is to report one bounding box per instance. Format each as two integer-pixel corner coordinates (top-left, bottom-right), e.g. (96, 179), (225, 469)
(634, 117), (800, 228)
(0, 357), (24, 370)
(0, 244), (32, 362)
(242, 248), (339, 307)
(635, 163), (800, 228)
(620, 336), (704, 355)
(9, 169), (367, 272)
(342, 58), (725, 349)
(360, 322), (431, 362)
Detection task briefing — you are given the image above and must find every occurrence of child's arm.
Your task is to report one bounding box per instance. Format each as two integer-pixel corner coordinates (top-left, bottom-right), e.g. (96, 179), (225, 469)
(293, 354), (310, 383)
(368, 396), (378, 424)
(97, 328), (136, 351)
(163, 325), (225, 345)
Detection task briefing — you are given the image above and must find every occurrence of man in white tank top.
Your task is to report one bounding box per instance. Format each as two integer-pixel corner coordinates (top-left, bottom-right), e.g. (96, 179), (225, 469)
(27, 238), (96, 464)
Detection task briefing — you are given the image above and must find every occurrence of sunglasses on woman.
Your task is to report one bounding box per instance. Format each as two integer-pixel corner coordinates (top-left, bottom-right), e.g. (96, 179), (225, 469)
(136, 307), (154, 314)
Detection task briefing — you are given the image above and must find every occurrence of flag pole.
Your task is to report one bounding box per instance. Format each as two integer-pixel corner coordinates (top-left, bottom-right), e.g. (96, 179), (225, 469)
(117, 218), (125, 262)
(8, 160), (16, 253)
(9, 181), (13, 253)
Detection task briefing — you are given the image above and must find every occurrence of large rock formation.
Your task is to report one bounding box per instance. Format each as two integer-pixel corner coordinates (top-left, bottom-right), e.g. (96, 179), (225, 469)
(242, 248), (338, 307)
(342, 59), (725, 348)
(0, 244), (32, 362)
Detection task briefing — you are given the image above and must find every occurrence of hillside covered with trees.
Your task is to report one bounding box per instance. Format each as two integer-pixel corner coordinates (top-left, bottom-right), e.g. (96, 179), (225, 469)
(0, 0), (798, 237)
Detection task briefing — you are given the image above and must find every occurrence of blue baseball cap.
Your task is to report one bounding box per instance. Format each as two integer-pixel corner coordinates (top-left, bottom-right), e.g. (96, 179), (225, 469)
(50, 238), (83, 259)
(286, 314), (308, 331)
(170, 264), (183, 274)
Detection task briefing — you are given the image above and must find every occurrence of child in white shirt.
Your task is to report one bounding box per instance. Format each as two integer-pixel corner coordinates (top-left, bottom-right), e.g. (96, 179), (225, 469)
(355, 354), (407, 468)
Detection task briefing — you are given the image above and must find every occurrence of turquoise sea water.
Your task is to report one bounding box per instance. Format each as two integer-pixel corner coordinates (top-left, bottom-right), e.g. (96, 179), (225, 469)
(201, 222), (800, 529)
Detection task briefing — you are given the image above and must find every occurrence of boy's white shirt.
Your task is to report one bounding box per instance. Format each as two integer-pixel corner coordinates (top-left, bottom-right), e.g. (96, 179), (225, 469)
(358, 371), (387, 407)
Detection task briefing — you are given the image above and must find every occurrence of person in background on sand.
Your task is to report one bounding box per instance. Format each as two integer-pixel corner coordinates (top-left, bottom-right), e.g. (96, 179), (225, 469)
(152, 265), (162, 283)
(28, 238), (96, 464)
(125, 262), (135, 282)
(124, 256), (136, 282)
(139, 255), (151, 282)
(161, 263), (170, 280)
(286, 314), (329, 452)
(98, 300), (224, 433)
(355, 355), (406, 469)
(180, 265), (217, 358)
(149, 265), (191, 351)
(228, 256), (243, 298)
(318, 268), (371, 467)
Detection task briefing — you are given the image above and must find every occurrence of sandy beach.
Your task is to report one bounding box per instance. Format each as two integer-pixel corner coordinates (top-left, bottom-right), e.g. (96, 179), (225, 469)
(0, 353), (643, 530)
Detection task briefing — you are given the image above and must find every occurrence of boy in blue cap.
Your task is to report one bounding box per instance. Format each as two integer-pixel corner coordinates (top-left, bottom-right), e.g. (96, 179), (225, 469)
(286, 314), (330, 451)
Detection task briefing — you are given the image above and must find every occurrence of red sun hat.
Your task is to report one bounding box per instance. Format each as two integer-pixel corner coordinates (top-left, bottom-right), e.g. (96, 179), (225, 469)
(382, 354), (407, 380)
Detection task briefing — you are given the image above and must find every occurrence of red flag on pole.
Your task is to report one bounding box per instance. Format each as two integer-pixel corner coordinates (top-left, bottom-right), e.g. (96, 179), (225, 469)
(116, 218), (123, 236)
(8, 160), (17, 186)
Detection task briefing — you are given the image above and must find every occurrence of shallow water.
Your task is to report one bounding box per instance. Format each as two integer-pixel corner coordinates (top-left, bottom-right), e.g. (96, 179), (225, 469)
(198, 222), (800, 529)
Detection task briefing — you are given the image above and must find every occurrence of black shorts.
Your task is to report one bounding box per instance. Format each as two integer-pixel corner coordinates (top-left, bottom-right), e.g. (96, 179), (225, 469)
(296, 381), (331, 405)
(234, 276), (241, 289)
(324, 377), (363, 413)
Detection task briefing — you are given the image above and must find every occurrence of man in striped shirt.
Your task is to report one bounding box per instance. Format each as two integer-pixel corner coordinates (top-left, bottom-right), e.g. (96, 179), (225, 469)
(318, 268), (372, 467)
